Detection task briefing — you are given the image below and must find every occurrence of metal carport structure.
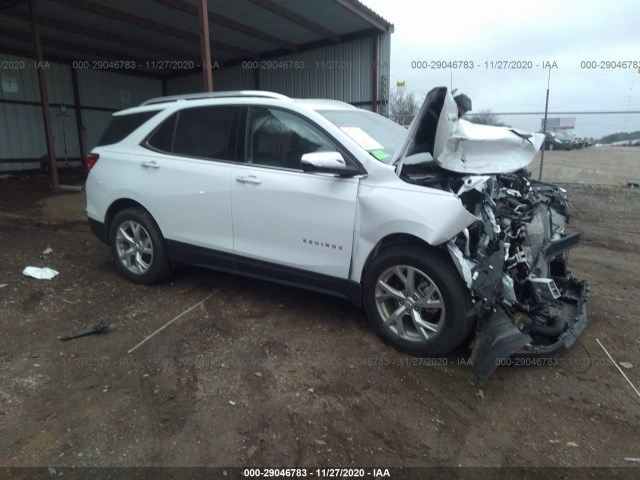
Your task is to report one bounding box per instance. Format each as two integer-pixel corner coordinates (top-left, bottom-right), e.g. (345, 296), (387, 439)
(0, 0), (393, 189)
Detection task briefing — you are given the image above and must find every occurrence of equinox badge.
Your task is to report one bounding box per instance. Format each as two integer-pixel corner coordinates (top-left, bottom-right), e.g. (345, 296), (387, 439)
(303, 238), (343, 251)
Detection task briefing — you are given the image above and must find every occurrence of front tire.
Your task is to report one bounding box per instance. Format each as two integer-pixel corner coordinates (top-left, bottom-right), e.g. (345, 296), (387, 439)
(363, 246), (472, 355)
(109, 208), (172, 284)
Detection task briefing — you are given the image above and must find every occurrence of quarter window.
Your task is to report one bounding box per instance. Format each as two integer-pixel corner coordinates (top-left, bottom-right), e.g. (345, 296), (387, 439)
(98, 110), (159, 146)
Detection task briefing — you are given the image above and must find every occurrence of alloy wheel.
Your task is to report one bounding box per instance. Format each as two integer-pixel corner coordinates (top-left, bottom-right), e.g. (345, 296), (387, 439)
(374, 265), (446, 343)
(115, 220), (154, 275)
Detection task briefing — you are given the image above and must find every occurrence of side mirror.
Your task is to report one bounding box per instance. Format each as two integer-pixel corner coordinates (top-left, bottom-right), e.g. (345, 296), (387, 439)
(300, 151), (360, 177)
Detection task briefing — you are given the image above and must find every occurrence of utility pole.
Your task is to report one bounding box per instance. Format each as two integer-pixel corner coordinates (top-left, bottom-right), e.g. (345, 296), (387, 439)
(539, 68), (551, 181)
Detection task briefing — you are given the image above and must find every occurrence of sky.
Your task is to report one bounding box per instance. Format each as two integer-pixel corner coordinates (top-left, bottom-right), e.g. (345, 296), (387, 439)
(361, 0), (640, 137)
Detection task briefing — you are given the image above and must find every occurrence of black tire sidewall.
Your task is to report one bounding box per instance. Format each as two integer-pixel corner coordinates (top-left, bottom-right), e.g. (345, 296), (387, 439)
(363, 246), (471, 356)
(109, 208), (170, 285)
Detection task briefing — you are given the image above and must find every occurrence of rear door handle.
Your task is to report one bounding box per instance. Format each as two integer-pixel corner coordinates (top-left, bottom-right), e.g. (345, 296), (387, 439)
(235, 175), (261, 185)
(141, 160), (160, 169)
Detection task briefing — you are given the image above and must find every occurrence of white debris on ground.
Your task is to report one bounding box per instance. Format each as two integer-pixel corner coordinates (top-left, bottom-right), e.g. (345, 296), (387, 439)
(22, 266), (59, 280)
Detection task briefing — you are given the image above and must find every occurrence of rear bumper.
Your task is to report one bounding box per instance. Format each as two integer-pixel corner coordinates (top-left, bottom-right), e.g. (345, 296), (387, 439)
(88, 217), (108, 245)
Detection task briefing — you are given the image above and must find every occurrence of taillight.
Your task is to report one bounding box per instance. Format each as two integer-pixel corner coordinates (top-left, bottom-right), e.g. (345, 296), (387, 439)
(86, 153), (99, 172)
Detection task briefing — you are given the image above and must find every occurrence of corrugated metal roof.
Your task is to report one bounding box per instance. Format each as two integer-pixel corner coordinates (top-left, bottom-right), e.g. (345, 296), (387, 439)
(0, 0), (393, 76)
(272, 0), (378, 35)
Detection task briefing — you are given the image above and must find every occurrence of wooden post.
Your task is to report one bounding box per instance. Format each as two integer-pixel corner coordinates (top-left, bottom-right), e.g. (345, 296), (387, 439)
(199, 0), (213, 92)
(29, 0), (59, 190)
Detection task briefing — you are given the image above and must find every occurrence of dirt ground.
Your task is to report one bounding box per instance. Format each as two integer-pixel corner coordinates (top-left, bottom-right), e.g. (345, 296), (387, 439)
(530, 146), (640, 186)
(1, 157), (639, 475)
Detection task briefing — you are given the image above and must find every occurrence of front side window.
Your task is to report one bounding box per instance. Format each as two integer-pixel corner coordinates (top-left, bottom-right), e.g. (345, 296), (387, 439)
(146, 106), (236, 161)
(245, 107), (337, 169)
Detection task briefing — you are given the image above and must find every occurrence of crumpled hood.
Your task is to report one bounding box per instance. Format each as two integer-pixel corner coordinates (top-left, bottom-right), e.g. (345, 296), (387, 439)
(393, 87), (544, 174)
(438, 120), (544, 174)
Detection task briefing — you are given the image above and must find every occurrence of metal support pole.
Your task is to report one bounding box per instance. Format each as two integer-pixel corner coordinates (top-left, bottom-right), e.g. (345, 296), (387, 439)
(29, 0), (59, 190)
(371, 36), (378, 113)
(539, 69), (551, 181)
(199, 0), (213, 92)
(71, 67), (85, 162)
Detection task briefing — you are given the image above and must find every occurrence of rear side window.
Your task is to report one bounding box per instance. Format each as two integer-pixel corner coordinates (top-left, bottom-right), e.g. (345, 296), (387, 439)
(146, 106), (236, 161)
(97, 111), (159, 146)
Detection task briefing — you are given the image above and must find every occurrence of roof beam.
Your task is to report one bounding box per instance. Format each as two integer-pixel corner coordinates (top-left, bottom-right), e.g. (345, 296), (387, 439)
(6, 10), (199, 61)
(333, 0), (389, 32)
(152, 0), (297, 52)
(246, 0), (340, 43)
(50, 0), (255, 58)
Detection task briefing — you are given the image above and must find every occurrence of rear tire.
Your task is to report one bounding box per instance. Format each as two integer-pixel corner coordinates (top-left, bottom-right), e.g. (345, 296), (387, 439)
(109, 208), (173, 284)
(363, 246), (472, 355)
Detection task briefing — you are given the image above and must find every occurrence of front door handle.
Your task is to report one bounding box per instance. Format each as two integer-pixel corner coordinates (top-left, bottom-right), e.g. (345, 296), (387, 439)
(141, 160), (160, 169)
(235, 175), (261, 185)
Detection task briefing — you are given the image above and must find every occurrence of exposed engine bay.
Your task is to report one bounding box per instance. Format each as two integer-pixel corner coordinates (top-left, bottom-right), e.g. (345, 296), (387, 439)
(402, 165), (590, 382)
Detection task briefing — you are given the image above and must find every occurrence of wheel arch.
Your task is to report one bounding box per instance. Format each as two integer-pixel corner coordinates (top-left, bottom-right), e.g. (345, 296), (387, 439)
(105, 199), (160, 245)
(358, 233), (449, 284)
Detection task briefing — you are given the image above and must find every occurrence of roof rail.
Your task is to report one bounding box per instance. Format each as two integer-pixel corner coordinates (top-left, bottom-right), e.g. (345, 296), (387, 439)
(141, 90), (291, 106)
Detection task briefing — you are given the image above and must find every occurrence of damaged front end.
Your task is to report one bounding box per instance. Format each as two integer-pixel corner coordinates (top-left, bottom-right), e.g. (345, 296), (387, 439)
(395, 86), (589, 382)
(448, 174), (589, 382)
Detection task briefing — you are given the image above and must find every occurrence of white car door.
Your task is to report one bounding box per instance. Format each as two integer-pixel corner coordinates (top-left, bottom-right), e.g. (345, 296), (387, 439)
(231, 106), (359, 280)
(137, 106), (239, 260)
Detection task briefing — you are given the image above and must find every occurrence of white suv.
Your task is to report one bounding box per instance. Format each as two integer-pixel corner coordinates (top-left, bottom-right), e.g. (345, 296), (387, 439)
(86, 88), (588, 381)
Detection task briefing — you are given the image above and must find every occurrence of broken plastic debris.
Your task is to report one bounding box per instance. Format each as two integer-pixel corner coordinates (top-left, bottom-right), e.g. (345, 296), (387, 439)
(39, 247), (54, 261)
(619, 362), (633, 369)
(58, 322), (109, 341)
(23, 266), (59, 280)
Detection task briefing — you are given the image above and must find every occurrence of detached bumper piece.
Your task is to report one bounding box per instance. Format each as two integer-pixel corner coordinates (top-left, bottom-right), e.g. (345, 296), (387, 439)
(469, 308), (532, 384)
(470, 275), (589, 383)
(542, 231), (581, 260)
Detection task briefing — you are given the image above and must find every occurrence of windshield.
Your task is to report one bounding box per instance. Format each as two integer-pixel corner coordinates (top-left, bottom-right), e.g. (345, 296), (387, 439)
(553, 130), (571, 140)
(317, 109), (407, 164)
